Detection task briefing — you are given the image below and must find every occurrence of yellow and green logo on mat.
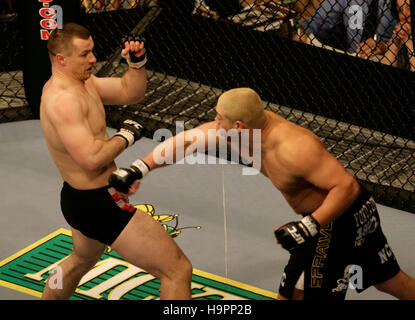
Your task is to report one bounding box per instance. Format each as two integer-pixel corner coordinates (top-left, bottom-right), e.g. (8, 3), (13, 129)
(0, 204), (277, 300)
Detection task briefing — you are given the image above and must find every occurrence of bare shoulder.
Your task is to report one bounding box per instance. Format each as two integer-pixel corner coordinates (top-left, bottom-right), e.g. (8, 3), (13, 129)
(277, 122), (326, 165)
(196, 121), (217, 131)
(87, 75), (101, 90)
(42, 85), (84, 122)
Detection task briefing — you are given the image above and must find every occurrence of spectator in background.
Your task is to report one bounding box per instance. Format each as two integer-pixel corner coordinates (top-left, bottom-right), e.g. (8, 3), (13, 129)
(194, 0), (323, 22)
(193, 0), (253, 18)
(194, 1), (299, 34)
(294, 0), (397, 56)
(295, 0), (324, 23)
(381, 0), (414, 71)
(81, 0), (158, 13)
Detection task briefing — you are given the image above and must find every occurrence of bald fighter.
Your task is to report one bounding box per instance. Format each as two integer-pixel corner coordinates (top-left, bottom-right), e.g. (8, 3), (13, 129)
(109, 87), (415, 300)
(40, 22), (192, 300)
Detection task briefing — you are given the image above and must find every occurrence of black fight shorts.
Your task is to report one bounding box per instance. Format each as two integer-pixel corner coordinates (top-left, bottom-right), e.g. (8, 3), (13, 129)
(60, 181), (136, 245)
(278, 186), (401, 300)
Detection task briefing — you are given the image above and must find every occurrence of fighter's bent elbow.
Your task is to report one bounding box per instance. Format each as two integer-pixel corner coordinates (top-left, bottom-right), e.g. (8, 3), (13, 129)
(80, 156), (104, 172)
(123, 79), (147, 105)
(126, 86), (147, 105)
(345, 176), (361, 202)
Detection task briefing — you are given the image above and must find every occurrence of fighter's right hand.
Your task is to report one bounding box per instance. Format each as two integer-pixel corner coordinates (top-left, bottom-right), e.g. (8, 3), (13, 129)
(109, 159), (150, 194)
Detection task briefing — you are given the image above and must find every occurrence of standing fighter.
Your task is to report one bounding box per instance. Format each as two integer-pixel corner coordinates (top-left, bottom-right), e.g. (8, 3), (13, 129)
(109, 87), (415, 300)
(40, 22), (192, 300)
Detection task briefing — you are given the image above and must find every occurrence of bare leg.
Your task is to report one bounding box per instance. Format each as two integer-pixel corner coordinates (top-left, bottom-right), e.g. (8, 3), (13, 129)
(277, 288), (304, 300)
(375, 270), (415, 300)
(41, 229), (105, 300)
(111, 209), (193, 300)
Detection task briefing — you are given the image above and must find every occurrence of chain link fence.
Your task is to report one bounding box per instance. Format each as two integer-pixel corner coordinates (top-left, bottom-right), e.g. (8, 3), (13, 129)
(79, 0), (414, 213)
(0, 0), (414, 213)
(0, 2), (32, 123)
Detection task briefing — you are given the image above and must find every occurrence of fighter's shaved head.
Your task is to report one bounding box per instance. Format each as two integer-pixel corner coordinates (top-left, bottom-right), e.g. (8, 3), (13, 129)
(216, 88), (266, 128)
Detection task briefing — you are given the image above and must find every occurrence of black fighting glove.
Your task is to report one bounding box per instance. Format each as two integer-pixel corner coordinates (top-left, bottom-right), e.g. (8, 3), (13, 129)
(121, 35), (147, 69)
(109, 159), (150, 194)
(114, 119), (145, 148)
(274, 215), (320, 254)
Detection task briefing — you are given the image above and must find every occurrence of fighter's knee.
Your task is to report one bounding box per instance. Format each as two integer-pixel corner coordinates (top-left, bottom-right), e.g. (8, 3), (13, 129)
(176, 254), (193, 280)
(164, 252), (193, 283)
(70, 251), (101, 272)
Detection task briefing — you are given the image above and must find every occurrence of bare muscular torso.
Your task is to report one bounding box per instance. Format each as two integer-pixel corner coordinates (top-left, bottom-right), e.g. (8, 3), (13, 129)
(226, 111), (329, 215)
(40, 76), (115, 190)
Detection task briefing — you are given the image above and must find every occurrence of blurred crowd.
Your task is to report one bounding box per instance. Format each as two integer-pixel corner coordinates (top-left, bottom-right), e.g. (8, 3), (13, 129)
(1, 0), (412, 71)
(193, 0), (414, 71)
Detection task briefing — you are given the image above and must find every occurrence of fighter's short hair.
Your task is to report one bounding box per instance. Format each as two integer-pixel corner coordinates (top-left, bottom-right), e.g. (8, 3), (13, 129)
(47, 22), (91, 57)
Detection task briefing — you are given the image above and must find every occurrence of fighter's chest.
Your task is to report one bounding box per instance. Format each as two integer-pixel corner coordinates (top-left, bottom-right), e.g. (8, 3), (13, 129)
(261, 155), (303, 192)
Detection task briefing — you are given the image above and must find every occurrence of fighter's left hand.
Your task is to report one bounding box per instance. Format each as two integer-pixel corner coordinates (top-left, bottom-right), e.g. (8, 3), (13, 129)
(121, 36), (147, 69)
(122, 38), (146, 60)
